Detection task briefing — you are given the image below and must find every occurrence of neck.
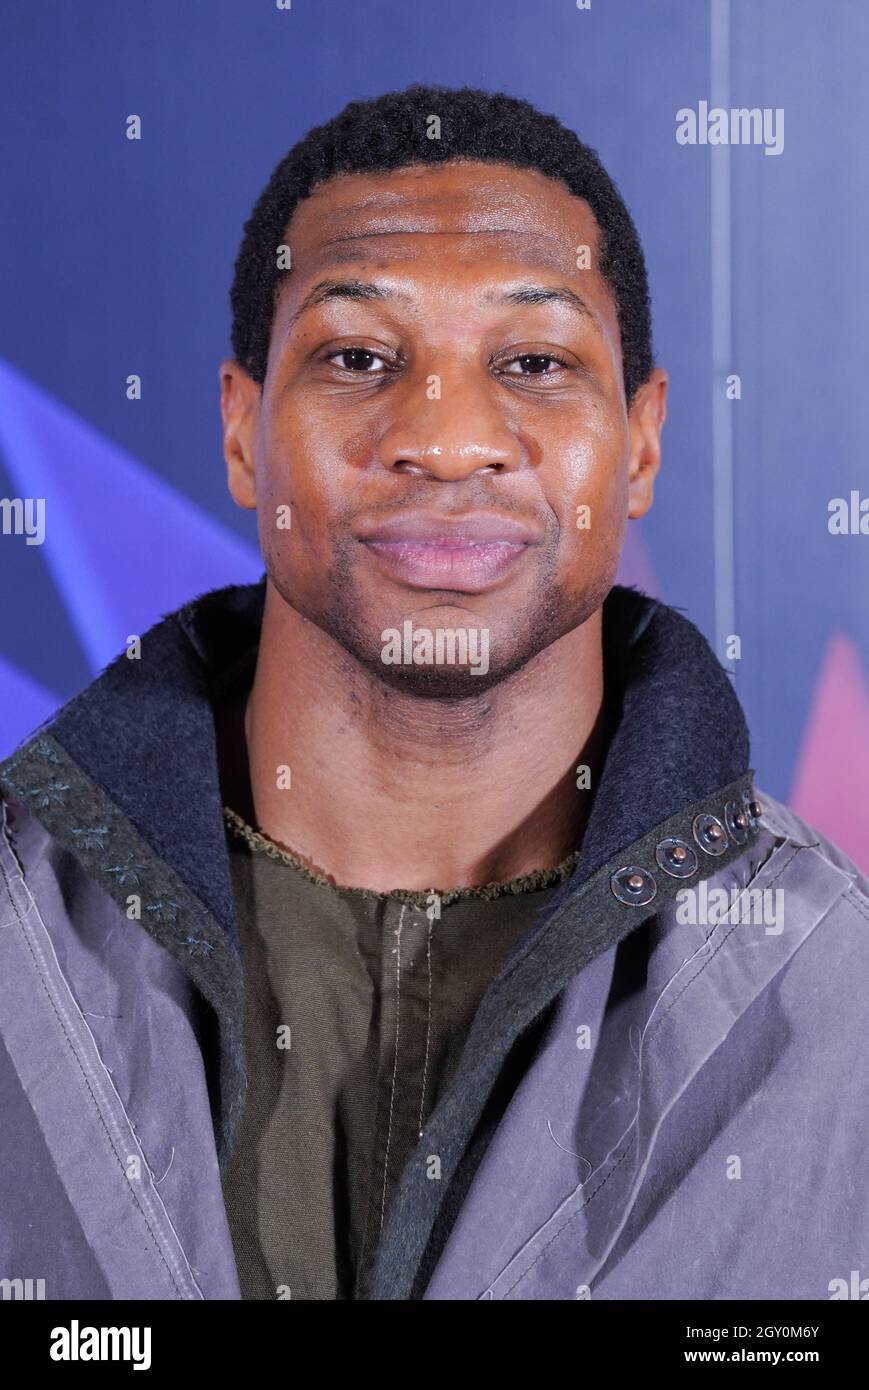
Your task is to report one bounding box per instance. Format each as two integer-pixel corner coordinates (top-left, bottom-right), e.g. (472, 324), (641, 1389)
(220, 581), (609, 894)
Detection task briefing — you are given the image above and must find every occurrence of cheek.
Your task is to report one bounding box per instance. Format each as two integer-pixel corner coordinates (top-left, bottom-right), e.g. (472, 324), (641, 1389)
(256, 404), (339, 547)
(261, 391), (379, 503)
(254, 405), (385, 604)
(538, 418), (629, 545)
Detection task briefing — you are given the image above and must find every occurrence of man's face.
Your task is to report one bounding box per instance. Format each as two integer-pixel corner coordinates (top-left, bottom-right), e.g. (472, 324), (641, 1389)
(222, 159), (666, 695)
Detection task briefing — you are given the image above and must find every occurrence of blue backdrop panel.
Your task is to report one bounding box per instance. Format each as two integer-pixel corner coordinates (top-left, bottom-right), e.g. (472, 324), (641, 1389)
(1, 0), (867, 861)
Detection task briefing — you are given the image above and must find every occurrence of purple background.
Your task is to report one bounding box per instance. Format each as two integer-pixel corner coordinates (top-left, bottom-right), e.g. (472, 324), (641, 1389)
(1, 0), (867, 865)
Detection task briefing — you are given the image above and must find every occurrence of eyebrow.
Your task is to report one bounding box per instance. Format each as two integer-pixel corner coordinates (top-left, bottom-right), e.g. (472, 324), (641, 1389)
(286, 278), (596, 331)
(489, 284), (595, 321)
(287, 278), (407, 330)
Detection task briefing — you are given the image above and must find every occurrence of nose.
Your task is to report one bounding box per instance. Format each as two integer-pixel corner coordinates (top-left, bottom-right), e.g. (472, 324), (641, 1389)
(376, 367), (522, 481)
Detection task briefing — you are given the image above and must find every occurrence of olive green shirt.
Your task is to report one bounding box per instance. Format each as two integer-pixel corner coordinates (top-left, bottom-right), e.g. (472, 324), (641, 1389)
(220, 810), (579, 1301)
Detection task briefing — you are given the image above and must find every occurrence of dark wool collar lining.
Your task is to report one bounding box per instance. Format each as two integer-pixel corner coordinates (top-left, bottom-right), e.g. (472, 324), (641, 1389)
(580, 592), (751, 870)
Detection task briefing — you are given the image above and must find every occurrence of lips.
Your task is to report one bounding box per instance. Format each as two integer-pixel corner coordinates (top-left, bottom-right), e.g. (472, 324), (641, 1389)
(355, 512), (542, 592)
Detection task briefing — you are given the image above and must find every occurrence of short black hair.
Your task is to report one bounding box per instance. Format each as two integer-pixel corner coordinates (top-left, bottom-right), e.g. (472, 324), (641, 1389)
(229, 83), (654, 405)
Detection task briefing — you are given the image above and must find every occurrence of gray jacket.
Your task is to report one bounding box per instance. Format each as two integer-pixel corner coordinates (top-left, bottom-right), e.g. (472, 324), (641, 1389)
(1, 579), (867, 1300)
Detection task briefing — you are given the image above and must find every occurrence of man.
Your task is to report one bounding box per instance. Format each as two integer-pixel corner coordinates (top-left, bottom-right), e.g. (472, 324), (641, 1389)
(1, 84), (866, 1302)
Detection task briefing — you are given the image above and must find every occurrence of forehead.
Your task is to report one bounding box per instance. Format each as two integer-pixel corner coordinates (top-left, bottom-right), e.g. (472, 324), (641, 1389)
(280, 160), (614, 321)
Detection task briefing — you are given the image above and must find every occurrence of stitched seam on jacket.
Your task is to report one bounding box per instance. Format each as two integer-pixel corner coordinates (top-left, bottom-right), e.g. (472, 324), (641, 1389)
(497, 842), (805, 1297)
(0, 741), (246, 1169)
(488, 774), (757, 994)
(639, 845), (801, 1033)
(0, 856), (17, 924)
(844, 888), (869, 925)
(376, 777), (758, 1300)
(0, 814), (195, 1299)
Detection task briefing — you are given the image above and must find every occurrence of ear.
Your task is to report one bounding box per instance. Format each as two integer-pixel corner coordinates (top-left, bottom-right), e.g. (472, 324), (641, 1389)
(220, 360), (261, 510)
(626, 367), (668, 520)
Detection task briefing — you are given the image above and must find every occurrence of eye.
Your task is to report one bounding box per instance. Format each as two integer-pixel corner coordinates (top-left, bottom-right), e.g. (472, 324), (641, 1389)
(501, 352), (570, 376)
(327, 347), (390, 373)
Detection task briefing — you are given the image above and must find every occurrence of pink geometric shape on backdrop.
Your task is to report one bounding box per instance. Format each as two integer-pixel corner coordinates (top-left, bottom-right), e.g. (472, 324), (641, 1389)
(790, 633), (869, 872)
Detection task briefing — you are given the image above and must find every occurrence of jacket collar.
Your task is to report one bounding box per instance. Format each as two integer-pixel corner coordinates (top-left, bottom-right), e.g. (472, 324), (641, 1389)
(4, 579), (267, 950)
(4, 574), (751, 918)
(577, 587), (751, 877)
(0, 576), (753, 1169)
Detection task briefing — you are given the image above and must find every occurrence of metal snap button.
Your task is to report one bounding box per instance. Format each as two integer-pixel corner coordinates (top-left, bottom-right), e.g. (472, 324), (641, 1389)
(655, 837), (699, 878)
(692, 813), (729, 856)
(611, 865), (657, 905)
(724, 800), (749, 845)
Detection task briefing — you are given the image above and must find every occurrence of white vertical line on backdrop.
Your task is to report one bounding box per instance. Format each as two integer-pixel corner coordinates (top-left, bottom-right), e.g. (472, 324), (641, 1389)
(711, 0), (736, 671)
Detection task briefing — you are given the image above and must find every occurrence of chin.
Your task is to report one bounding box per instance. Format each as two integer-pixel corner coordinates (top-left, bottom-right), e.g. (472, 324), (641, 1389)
(371, 660), (507, 700)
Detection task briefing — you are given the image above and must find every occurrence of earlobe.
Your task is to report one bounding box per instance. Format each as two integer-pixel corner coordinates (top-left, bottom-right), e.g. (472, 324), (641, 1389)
(220, 361), (259, 511)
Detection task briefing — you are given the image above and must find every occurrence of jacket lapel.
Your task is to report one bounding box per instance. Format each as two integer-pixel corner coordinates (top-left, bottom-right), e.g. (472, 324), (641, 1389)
(0, 800), (239, 1298)
(0, 583), (268, 1165)
(425, 825), (854, 1299)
